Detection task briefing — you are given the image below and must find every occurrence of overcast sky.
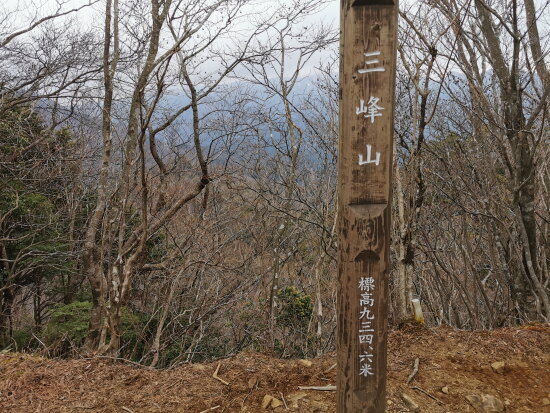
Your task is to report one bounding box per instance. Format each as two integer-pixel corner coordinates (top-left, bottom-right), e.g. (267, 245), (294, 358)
(3, 0), (340, 33)
(2, 0), (340, 81)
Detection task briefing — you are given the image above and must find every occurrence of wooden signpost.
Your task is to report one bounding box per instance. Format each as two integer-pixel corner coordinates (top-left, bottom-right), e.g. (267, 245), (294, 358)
(337, 0), (397, 411)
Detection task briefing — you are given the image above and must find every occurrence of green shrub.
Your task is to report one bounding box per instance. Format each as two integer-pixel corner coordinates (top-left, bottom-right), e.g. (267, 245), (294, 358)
(43, 301), (148, 357)
(44, 301), (92, 347)
(11, 328), (33, 351)
(277, 286), (313, 328)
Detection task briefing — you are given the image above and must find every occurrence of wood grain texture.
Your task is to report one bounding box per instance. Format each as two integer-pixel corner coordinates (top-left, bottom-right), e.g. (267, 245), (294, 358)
(337, 1), (397, 412)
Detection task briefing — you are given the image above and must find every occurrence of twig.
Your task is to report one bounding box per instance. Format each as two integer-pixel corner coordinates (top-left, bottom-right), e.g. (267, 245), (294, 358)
(213, 362), (229, 385)
(199, 406), (220, 413)
(31, 333), (50, 357)
(165, 376), (184, 390)
(298, 385), (336, 391)
(280, 392), (288, 410)
(241, 386), (254, 406)
(82, 356), (149, 368)
(407, 357), (420, 384)
(411, 386), (444, 405)
(400, 393), (420, 412)
(121, 407), (135, 413)
(324, 363), (337, 373)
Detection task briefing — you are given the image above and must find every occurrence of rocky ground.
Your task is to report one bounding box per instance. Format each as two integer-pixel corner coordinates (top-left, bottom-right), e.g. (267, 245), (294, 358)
(0, 324), (548, 412)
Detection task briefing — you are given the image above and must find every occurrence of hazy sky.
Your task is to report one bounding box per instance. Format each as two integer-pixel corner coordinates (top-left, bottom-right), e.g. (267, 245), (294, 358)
(2, 0), (340, 80)
(3, 0), (340, 33)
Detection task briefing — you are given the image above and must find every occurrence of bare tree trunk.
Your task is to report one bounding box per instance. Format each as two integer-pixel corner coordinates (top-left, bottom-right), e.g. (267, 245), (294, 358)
(0, 287), (15, 345)
(394, 166), (413, 324)
(149, 269), (183, 367)
(83, 0), (119, 352)
(312, 209), (337, 355)
(268, 253), (281, 350)
(392, 15), (438, 324)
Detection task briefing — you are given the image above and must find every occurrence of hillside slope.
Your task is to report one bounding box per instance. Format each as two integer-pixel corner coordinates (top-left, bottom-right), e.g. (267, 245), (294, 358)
(0, 325), (548, 412)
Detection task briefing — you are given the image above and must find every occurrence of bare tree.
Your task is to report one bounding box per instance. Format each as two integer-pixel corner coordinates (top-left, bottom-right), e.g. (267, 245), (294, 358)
(430, 0), (549, 321)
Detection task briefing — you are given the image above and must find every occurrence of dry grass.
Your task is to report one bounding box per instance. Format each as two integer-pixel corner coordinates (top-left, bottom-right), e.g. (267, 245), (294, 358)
(0, 324), (548, 412)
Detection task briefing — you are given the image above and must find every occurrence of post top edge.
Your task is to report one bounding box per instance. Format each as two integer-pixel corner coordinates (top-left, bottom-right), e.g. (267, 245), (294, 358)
(351, 0), (395, 6)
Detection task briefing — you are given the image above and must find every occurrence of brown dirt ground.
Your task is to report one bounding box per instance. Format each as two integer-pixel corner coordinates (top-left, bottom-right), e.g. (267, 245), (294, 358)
(0, 325), (548, 412)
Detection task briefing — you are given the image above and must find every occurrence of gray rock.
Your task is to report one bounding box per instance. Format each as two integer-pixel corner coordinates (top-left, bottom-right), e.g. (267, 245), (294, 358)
(466, 394), (505, 412)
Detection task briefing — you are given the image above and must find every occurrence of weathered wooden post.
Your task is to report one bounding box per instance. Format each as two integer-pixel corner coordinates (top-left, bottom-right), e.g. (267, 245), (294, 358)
(337, 0), (397, 411)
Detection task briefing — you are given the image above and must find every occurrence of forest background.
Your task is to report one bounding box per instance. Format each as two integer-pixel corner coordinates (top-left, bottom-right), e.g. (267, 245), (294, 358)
(0, 0), (548, 368)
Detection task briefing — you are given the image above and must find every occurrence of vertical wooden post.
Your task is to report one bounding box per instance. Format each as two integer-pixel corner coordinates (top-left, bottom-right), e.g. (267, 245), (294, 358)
(337, 0), (397, 412)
